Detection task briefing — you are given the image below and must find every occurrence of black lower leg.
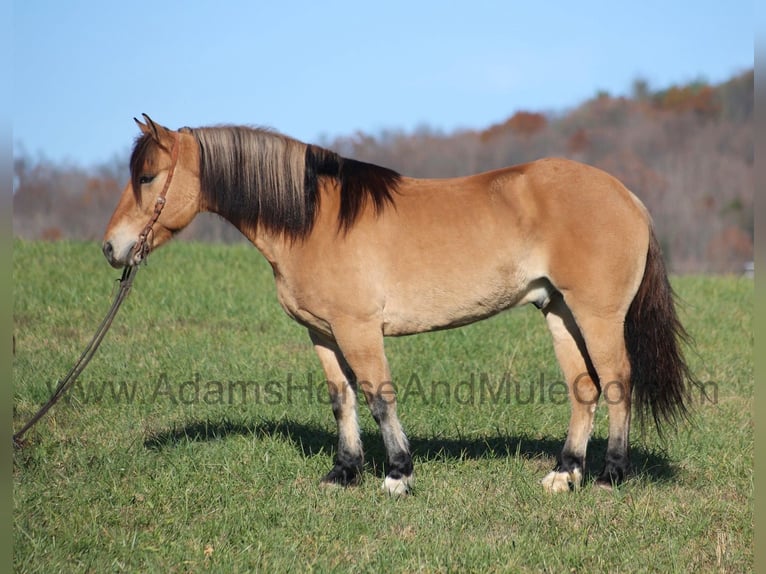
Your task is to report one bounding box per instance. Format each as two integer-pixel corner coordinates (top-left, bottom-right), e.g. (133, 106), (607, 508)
(596, 450), (630, 487)
(322, 448), (363, 486)
(555, 450), (585, 475)
(368, 393), (412, 482)
(386, 450), (413, 480)
(321, 390), (363, 487)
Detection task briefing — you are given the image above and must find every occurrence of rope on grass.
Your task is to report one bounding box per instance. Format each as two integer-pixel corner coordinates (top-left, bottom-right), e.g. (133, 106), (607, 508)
(13, 265), (139, 448)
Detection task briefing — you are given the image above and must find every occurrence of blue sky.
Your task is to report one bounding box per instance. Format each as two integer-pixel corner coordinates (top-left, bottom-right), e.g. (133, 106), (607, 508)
(14, 0), (753, 167)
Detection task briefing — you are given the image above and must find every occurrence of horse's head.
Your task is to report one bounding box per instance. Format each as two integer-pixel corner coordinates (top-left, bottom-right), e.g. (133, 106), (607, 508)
(102, 114), (201, 268)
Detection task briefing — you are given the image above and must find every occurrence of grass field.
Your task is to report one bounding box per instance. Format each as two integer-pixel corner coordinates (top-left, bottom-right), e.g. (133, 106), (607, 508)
(13, 240), (753, 572)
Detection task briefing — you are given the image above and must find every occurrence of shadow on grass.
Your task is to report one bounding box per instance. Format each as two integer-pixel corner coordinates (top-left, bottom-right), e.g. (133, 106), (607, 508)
(143, 416), (678, 484)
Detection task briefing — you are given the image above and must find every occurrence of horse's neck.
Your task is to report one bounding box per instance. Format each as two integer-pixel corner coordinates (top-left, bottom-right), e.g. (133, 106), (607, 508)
(241, 220), (288, 273)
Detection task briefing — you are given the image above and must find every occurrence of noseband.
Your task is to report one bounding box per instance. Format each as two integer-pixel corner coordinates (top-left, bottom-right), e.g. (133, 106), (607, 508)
(132, 132), (180, 262)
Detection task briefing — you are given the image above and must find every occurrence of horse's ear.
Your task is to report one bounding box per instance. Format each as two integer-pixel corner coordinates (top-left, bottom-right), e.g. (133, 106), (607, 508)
(141, 113), (163, 140)
(134, 116), (151, 135)
(136, 114), (174, 149)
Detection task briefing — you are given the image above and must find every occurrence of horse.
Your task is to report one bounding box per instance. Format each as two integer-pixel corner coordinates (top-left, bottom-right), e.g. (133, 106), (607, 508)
(103, 114), (695, 495)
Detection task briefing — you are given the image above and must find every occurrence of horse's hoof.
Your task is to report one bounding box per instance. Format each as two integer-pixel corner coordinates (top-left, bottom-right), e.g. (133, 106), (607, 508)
(541, 468), (582, 493)
(594, 479), (614, 491)
(594, 470), (624, 490)
(383, 474), (413, 496)
(320, 465), (362, 488)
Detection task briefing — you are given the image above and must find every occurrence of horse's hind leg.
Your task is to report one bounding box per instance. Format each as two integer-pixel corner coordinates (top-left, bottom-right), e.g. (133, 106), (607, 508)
(559, 297), (634, 489)
(541, 292), (601, 493)
(310, 331), (364, 486)
(573, 312), (633, 488)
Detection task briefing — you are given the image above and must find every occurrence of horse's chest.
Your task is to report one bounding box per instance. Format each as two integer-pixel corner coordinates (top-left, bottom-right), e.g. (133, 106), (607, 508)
(273, 277), (333, 336)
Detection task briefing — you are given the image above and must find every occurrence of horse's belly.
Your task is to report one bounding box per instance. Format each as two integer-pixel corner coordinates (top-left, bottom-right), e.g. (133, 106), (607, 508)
(381, 274), (548, 336)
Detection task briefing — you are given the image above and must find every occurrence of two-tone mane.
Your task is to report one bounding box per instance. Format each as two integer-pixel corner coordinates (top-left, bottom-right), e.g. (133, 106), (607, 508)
(129, 126), (401, 237)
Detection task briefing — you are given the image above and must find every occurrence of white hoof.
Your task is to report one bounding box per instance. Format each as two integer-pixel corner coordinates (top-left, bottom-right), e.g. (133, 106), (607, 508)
(383, 474), (413, 496)
(541, 468), (582, 493)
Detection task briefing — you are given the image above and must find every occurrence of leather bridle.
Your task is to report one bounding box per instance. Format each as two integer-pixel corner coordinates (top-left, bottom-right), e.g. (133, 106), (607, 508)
(132, 132), (180, 263)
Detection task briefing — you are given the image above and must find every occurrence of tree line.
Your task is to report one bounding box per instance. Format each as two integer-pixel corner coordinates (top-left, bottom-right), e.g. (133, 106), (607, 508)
(13, 70), (752, 273)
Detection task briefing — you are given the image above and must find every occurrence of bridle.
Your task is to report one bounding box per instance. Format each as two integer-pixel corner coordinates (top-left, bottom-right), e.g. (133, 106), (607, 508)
(132, 132), (180, 263)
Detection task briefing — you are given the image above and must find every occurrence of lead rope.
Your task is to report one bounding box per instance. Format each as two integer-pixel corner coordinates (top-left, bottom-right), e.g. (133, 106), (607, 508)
(13, 265), (139, 448)
(13, 133), (181, 448)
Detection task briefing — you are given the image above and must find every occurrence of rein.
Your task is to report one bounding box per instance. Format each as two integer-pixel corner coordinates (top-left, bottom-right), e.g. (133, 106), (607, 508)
(13, 133), (181, 448)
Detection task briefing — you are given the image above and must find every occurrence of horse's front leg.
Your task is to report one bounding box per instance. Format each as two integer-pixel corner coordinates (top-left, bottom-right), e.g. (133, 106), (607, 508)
(332, 322), (413, 496)
(310, 330), (364, 486)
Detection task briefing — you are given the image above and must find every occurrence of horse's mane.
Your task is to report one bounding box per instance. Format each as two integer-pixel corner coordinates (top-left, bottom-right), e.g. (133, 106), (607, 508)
(129, 126), (401, 237)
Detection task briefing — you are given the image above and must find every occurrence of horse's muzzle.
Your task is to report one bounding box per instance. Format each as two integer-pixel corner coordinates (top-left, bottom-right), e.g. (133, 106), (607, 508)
(102, 239), (136, 269)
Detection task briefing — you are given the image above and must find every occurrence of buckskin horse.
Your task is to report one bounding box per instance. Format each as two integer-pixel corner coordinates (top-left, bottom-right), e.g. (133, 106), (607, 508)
(103, 115), (695, 495)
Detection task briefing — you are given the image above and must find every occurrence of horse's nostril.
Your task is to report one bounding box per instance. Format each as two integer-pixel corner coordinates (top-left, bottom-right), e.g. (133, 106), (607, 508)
(102, 241), (114, 260)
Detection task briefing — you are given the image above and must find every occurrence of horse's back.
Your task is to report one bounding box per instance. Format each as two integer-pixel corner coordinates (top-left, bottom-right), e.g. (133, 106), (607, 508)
(487, 157), (649, 224)
(388, 157), (650, 272)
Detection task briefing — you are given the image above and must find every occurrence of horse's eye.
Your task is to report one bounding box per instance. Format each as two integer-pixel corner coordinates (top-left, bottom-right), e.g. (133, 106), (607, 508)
(139, 175), (155, 185)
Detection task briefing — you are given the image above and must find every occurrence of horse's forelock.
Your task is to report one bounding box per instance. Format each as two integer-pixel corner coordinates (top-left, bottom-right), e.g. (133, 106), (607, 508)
(129, 133), (157, 206)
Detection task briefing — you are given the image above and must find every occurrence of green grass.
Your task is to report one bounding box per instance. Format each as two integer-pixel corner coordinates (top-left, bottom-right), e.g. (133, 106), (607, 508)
(13, 240), (753, 572)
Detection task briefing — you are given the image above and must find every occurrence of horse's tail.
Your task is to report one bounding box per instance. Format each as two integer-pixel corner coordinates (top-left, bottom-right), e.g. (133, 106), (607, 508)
(625, 228), (696, 434)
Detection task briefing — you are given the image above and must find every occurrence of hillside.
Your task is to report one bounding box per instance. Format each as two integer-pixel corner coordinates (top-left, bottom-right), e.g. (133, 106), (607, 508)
(13, 70), (753, 273)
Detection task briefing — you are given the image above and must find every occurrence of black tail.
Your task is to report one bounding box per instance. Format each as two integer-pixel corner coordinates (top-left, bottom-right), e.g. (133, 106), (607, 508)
(625, 229), (697, 434)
